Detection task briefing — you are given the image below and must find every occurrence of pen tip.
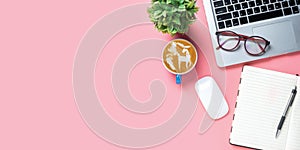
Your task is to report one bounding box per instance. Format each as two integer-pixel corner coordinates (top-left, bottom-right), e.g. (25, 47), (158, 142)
(275, 130), (280, 138)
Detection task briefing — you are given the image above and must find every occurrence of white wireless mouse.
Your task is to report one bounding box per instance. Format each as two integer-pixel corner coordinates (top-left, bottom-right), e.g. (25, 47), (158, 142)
(195, 76), (229, 119)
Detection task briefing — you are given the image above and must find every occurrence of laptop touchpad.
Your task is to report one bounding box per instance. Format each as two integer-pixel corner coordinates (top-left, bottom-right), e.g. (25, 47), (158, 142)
(253, 21), (296, 51)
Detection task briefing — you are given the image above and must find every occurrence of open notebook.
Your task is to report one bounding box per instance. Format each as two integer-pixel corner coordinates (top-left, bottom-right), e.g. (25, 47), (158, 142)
(230, 66), (300, 150)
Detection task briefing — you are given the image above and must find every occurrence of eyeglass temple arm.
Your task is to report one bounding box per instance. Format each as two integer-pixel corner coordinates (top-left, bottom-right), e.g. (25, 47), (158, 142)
(216, 32), (251, 40)
(254, 39), (269, 51)
(257, 43), (264, 51)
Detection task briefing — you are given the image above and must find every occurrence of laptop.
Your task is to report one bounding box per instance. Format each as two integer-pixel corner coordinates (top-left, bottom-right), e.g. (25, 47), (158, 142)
(203, 0), (300, 67)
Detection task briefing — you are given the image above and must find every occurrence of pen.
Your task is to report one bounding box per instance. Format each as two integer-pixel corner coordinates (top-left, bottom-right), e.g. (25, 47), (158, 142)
(275, 86), (297, 138)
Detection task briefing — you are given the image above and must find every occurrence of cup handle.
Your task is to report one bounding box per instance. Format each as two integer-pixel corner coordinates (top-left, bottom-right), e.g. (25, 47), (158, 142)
(176, 74), (182, 84)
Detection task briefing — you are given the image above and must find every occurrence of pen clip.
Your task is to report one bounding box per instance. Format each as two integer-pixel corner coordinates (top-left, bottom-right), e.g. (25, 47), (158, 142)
(289, 86), (297, 106)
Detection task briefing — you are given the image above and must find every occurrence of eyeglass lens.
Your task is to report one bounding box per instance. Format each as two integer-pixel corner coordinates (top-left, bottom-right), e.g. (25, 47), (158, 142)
(245, 37), (267, 55)
(218, 32), (240, 51)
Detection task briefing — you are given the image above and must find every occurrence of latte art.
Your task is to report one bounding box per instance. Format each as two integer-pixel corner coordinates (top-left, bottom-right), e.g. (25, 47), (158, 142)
(162, 39), (197, 74)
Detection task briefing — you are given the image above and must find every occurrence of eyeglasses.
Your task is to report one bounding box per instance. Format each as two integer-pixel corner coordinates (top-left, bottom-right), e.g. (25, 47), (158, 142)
(216, 31), (270, 56)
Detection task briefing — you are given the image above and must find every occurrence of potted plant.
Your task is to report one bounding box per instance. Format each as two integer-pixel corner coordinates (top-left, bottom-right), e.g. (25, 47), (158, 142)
(147, 0), (199, 36)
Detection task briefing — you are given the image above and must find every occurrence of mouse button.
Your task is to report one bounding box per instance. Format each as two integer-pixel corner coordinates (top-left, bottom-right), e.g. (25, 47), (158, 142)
(195, 78), (213, 107)
(207, 89), (226, 119)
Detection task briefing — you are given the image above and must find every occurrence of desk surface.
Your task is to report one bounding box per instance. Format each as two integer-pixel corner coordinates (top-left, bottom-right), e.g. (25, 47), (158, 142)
(1, 0), (300, 150)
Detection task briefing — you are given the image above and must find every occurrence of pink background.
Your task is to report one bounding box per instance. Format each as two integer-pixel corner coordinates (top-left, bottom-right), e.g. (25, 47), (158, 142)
(1, 0), (300, 149)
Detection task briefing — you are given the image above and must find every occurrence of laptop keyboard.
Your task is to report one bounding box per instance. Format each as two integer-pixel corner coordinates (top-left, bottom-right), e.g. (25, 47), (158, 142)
(213, 0), (300, 29)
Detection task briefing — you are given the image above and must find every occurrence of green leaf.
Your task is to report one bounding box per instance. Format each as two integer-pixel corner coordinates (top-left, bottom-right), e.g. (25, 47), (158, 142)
(178, 4), (185, 9)
(153, 10), (162, 17)
(172, 17), (181, 25)
(162, 10), (167, 17)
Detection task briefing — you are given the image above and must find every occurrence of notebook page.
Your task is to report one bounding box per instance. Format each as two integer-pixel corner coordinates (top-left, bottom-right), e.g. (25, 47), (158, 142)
(230, 66), (297, 150)
(285, 79), (300, 150)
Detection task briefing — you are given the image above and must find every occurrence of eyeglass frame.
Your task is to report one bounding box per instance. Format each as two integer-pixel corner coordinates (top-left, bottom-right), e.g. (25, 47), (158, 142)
(215, 31), (271, 56)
